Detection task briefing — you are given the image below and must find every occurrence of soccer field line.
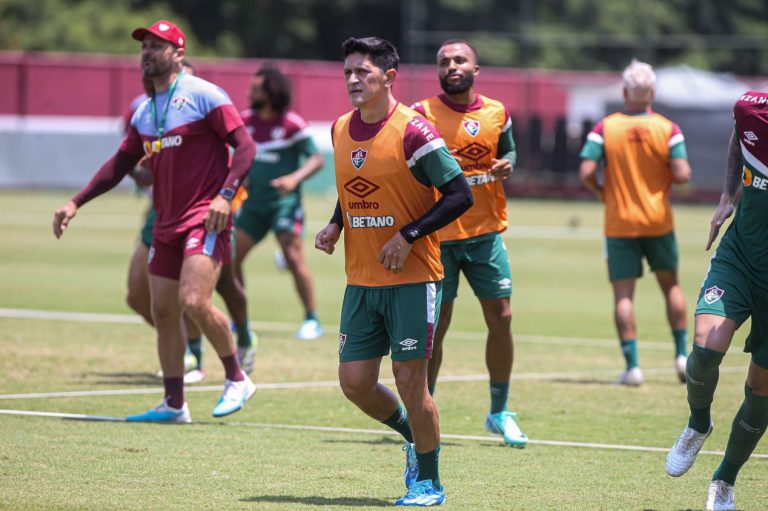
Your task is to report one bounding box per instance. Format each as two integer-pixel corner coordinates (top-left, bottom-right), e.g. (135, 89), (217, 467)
(2, 307), (748, 354)
(0, 407), (765, 460)
(0, 366), (747, 401)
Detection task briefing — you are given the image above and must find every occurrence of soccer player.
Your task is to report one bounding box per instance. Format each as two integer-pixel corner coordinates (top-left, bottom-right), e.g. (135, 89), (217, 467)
(666, 91), (768, 511)
(52, 20), (257, 422)
(235, 64), (325, 341)
(125, 61), (210, 383)
(315, 37), (472, 506)
(411, 39), (526, 448)
(579, 59), (692, 386)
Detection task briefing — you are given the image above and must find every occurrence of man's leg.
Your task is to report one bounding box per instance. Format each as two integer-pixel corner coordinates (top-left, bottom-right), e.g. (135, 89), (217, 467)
(230, 228), (257, 356)
(656, 270), (689, 382)
(125, 273), (190, 423)
(277, 232), (322, 340)
(126, 243), (153, 326)
(666, 313), (734, 477)
(427, 301), (453, 396)
(612, 278), (642, 384)
(180, 254), (255, 417)
(393, 359), (440, 480)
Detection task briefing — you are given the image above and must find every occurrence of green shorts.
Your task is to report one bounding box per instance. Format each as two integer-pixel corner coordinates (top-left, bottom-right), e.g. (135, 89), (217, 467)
(695, 247), (768, 369)
(338, 282), (442, 362)
(140, 206), (157, 248)
(236, 200), (304, 243)
(440, 233), (512, 303)
(605, 232), (679, 281)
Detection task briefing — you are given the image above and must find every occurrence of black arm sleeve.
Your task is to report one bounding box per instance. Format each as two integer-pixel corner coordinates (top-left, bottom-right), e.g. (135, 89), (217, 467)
(399, 174), (473, 244)
(72, 150), (140, 207)
(222, 126), (256, 191)
(330, 200), (343, 229)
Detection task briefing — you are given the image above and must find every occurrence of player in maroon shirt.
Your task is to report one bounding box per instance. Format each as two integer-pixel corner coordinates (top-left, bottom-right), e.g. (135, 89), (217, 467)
(53, 20), (257, 422)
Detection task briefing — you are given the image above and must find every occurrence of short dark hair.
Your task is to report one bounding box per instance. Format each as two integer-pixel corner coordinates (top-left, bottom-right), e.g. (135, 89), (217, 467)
(342, 37), (399, 72)
(255, 64), (292, 114)
(181, 59), (194, 72)
(438, 39), (479, 64)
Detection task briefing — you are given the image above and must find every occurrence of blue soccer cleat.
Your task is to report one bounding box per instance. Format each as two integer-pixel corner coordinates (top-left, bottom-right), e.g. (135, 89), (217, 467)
(212, 373), (256, 417)
(126, 400), (191, 423)
(395, 479), (445, 507)
(403, 442), (419, 488)
(486, 411), (528, 447)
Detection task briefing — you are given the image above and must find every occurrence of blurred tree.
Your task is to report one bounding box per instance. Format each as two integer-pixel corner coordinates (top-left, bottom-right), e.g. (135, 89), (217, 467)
(2, 0), (767, 74)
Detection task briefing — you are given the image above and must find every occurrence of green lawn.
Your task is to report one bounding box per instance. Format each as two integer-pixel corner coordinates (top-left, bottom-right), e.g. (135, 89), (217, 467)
(0, 191), (764, 510)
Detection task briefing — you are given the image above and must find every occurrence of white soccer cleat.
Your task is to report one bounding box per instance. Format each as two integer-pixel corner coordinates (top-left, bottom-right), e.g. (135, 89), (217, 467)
(675, 355), (687, 384)
(296, 319), (323, 340)
(666, 423), (713, 477)
(183, 368), (206, 384)
(706, 480), (734, 511)
(212, 373), (256, 417)
(616, 366), (643, 386)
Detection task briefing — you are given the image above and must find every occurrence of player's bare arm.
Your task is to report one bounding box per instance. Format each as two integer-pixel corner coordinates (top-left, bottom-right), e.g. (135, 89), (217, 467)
(490, 157), (512, 179)
(271, 152), (324, 195)
(706, 132), (742, 250)
(579, 159), (603, 200)
(670, 158), (692, 185)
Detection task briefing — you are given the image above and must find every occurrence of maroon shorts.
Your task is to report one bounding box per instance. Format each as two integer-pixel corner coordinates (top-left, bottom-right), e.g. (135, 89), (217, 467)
(148, 225), (232, 280)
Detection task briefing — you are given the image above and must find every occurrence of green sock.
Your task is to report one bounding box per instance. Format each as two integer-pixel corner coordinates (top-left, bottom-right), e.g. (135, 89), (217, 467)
(381, 405), (413, 443)
(235, 321), (252, 349)
(489, 381), (509, 414)
(713, 385), (768, 485)
(187, 337), (203, 369)
(686, 345), (724, 434)
(306, 311), (318, 322)
(416, 446), (442, 489)
(673, 329), (688, 357)
(620, 339), (638, 370)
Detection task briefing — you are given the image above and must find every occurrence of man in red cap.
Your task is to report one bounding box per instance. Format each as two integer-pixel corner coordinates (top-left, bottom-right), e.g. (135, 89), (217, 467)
(53, 20), (258, 423)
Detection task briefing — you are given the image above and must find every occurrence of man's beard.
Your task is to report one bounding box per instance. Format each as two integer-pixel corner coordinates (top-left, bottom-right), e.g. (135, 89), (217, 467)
(440, 73), (473, 95)
(141, 59), (171, 79)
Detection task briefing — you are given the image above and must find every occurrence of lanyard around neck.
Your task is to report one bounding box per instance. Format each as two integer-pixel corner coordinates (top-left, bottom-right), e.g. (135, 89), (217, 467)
(150, 71), (184, 138)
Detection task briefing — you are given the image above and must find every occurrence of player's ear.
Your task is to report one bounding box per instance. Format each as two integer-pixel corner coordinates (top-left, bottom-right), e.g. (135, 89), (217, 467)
(384, 68), (397, 88)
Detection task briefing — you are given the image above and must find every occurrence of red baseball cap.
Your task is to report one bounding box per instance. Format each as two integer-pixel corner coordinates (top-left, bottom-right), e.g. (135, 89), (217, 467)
(132, 20), (186, 49)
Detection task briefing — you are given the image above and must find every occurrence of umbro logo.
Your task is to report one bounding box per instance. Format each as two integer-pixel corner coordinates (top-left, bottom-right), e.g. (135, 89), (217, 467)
(498, 278), (512, 290)
(745, 131), (758, 141)
(399, 338), (418, 351)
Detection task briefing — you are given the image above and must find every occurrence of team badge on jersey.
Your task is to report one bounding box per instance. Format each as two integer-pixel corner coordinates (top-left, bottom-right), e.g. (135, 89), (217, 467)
(704, 286), (725, 305)
(271, 127), (286, 140)
(351, 148), (368, 170)
(463, 120), (480, 137)
(172, 96), (190, 110)
(338, 333), (347, 354)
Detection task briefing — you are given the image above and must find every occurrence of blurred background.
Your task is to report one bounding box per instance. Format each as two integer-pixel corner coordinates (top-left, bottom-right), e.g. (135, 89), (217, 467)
(2, 0), (767, 198)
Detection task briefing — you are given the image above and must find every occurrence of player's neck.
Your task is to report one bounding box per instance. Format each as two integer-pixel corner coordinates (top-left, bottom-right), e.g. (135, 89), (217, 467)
(258, 107), (278, 121)
(359, 93), (397, 124)
(444, 89), (475, 106)
(152, 69), (182, 94)
(624, 101), (652, 113)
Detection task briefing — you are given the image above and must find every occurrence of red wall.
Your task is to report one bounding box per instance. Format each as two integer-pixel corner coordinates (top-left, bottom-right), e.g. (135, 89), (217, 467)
(0, 51), (570, 126)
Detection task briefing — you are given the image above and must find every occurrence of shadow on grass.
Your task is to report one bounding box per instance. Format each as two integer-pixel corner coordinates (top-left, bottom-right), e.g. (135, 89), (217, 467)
(321, 436), (462, 448)
(80, 371), (160, 386)
(240, 495), (392, 507)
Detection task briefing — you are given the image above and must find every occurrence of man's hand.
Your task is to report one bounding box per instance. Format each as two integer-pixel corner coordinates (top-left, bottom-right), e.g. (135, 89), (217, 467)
(489, 158), (512, 180)
(706, 197), (736, 251)
(315, 223), (341, 255)
(378, 231), (413, 274)
(205, 195), (232, 233)
(52, 200), (78, 239)
(129, 162), (153, 189)
(270, 174), (300, 196)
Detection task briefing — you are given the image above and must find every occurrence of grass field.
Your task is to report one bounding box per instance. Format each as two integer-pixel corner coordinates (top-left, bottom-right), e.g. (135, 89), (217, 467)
(0, 190), (765, 510)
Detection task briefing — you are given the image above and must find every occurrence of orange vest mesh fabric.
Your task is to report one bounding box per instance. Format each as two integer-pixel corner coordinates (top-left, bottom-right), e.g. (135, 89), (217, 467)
(602, 112), (675, 237)
(333, 104), (443, 286)
(418, 95), (508, 241)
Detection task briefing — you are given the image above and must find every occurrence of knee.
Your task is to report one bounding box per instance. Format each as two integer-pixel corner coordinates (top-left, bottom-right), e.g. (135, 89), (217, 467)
(339, 374), (375, 402)
(393, 366), (425, 403)
(179, 291), (208, 318)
